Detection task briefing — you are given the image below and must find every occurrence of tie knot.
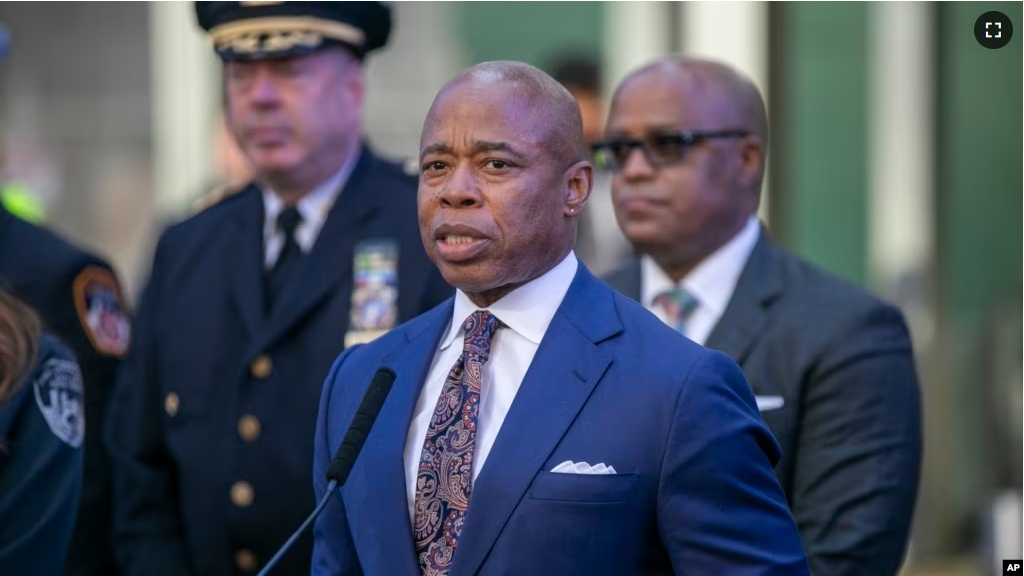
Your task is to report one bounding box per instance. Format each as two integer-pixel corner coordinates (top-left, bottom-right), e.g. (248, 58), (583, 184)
(277, 206), (303, 238)
(462, 310), (502, 359)
(653, 288), (699, 331)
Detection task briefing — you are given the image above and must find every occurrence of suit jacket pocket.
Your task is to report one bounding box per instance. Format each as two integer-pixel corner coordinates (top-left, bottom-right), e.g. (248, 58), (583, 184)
(529, 471), (638, 503)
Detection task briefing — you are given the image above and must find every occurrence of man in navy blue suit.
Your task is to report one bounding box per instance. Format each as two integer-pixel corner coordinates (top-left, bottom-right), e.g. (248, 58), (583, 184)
(312, 61), (809, 575)
(105, 3), (451, 576)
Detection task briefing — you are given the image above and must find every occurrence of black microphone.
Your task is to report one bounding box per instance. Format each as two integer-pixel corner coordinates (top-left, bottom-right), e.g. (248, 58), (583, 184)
(326, 366), (398, 484)
(257, 367), (397, 576)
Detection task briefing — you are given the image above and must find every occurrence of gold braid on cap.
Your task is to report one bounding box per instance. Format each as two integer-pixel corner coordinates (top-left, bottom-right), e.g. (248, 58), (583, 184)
(209, 16), (365, 54)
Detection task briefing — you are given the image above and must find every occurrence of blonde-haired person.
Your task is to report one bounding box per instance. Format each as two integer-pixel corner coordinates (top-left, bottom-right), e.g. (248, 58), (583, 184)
(0, 290), (85, 574)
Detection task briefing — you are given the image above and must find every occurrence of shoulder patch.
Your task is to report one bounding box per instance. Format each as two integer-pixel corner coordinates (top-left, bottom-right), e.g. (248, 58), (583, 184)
(33, 358), (85, 448)
(72, 266), (130, 358)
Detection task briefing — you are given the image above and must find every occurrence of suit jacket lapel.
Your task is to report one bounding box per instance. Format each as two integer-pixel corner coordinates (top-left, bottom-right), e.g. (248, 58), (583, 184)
(227, 187), (265, 338)
(345, 302), (453, 575)
(705, 229), (784, 364)
(244, 149), (379, 363)
(450, 266), (621, 576)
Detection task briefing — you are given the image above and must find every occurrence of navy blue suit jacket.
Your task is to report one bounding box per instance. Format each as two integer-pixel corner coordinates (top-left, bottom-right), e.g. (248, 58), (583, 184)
(312, 264), (809, 575)
(106, 147), (453, 576)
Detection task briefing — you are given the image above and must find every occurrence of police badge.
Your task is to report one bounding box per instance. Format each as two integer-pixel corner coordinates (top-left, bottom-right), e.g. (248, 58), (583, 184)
(33, 358), (85, 448)
(345, 240), (399, 348)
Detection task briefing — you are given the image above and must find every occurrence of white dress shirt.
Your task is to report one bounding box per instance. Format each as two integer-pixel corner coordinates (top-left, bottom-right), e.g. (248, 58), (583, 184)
(641, 216), (761, 345)
(261, 150), (359, 268)
(403, 251), (579, 522)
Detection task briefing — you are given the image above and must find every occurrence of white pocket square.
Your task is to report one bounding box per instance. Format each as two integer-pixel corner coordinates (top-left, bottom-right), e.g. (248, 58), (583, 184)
(551, 460), (617, 474)
(756, 395), (785, 412)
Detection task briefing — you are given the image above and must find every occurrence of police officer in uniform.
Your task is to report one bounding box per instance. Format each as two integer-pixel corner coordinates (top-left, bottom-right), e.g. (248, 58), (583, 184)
(105, 3), (452, 575)
(0, 207), (129, 576)
(0, 294), (87, 575)
(0, 291), (86, 575)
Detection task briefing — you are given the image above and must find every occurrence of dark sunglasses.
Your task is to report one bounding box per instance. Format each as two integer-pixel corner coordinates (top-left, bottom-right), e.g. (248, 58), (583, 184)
(590, 129), (749, 171)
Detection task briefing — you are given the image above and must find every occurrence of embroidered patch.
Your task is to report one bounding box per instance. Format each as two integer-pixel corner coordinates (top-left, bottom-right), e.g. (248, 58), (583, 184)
(33, 358), (85, 448)
(72, 266), (130, 358)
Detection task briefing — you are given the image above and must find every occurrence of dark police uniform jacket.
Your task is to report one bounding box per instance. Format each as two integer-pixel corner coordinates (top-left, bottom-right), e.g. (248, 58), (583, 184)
(0, 206), (128, 576)
(106, 146), (453, 576)
(0, 334), (85, 575)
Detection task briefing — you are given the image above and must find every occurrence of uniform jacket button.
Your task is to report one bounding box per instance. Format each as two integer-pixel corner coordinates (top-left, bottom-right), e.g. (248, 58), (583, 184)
(250, 354), (272, 379)
(238, 415), (261, 441)
(231, 481), (254, 508)
(164, 392), (180, 417)
(235, 549), (258, 572)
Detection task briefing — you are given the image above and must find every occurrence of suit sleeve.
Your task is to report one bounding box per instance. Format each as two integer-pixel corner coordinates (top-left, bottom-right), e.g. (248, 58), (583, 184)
(104, 238), (195, 576)
(0, 341), (84, 575)
(790, 305), (922, 576)
(658, 349), (809, 575)
(311, 347), (365, 576)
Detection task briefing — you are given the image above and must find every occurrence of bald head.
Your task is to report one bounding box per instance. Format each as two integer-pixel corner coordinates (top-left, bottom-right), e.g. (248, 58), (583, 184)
(418, 60), (594, 307)
(613, 57), (768, 147)
(424, 61), (587, 167)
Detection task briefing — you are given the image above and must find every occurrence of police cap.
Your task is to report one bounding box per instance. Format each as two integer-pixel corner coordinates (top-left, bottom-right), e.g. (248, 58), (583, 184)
(195, 1), (391, 61)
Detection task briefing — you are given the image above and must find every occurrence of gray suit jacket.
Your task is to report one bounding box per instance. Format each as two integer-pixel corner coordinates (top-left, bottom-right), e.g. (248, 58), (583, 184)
(605, 230), (922, 576)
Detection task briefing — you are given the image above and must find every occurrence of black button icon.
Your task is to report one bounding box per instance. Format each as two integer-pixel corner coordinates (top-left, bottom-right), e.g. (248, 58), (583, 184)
(975, 11), (1013, 49)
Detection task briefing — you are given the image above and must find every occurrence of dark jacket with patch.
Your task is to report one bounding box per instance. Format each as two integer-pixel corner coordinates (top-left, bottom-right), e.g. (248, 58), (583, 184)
(0, 334), (85, 575)
(105, 146), (453, 576)
(0, 206), (127, 576)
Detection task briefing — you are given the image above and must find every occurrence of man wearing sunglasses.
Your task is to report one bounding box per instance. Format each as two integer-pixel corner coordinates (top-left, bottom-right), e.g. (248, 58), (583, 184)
(600, 57), (922, 576)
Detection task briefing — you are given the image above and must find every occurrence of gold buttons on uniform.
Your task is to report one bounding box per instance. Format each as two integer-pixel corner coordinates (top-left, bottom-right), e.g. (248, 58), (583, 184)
(231, 481), (254, 507)
(235, 549), (258, 572)
(164, 392), (180, 417)
(238, 415), (261, 441)
(250, 354), (272, 379)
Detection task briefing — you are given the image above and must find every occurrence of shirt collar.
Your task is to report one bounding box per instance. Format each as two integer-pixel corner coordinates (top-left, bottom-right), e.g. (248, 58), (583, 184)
(641, 216), (761, 316)
(261, 148), (361, 232)
(440, 251), (579, 350)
